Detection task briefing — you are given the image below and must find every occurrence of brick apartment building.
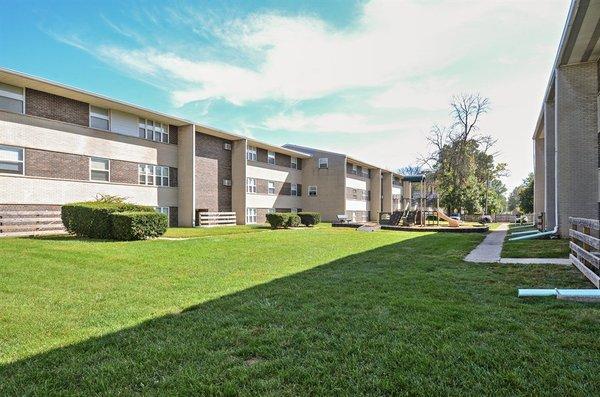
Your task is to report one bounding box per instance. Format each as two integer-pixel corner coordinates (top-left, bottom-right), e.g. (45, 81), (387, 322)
(532, 0), (600, 237)
(0, 68), (403, 229)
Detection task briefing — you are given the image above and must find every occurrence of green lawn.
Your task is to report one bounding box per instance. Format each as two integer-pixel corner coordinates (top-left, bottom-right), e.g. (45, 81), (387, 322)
(163, 224), (270, 238)
(1, 226), (597, 395)
(503, 226), (571, 258)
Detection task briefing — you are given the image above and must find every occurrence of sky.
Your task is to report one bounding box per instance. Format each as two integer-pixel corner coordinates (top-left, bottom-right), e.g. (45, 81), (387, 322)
(0, 0), (571, 190)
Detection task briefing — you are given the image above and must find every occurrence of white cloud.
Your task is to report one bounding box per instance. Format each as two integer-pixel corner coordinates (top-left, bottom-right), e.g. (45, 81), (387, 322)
(50, 0), (571, 190)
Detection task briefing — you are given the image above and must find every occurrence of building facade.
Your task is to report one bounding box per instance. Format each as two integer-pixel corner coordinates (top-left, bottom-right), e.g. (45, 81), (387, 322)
(532, 0), (599, 237)
(0, 68), (403, 229)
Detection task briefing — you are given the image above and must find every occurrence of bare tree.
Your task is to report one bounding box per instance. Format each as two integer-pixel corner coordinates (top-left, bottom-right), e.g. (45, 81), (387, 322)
(449, 93), (490, 142)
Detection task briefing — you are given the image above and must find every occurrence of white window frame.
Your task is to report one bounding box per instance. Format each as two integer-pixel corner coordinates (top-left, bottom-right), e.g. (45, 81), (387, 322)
(267, 151), (276, 165)
(352, 164), (357, 174)
(89, 105), (110, 131)
(0, 83), (25, 114)
(156, 207), (169, 216)
(318, 158), (328, 169)
(267, 208), (276, 214)
(0, 145), (24, 175)
(138, 164), (169, 186)
(246, 177), (257, 193)
(246, 208), (257, 224)
(90, 157), (110, 182)
(223, 142), (232, 150)
(268, 181), (275, 195)
(139, 118), (169, 143)
(291, 208), (298, 213)
(247, 146), (257, 161)
(223, 179), (232, 186)
(291, 156), (298, 169)
(291, 183), (298, 196)
(308, 185), (317, 197)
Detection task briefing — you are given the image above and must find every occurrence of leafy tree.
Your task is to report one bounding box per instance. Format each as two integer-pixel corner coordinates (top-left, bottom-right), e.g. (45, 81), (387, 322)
(420, 94), (509, 214)
(517, 173), (534, 214)
(507, 186), (520, 212)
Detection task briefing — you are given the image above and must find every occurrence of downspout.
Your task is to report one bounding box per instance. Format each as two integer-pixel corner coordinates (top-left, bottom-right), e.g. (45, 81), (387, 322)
(553, 70), (559, 236)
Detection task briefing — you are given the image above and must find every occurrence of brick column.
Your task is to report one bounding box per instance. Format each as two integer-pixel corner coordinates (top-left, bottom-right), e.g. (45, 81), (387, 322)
(177, 124), (196, 227)
(231, 139), (247, 224)
(370, 168), (382, 221)
(555, 62), (599, 237)
(533, 135), (545, 222)
(381, 171), (393, 213)
(543, 100), (556, 229)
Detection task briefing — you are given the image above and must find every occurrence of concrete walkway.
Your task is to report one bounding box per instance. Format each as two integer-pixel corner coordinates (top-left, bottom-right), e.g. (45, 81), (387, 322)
(464, 223), (508, 263)
(464, 223), (570, 265)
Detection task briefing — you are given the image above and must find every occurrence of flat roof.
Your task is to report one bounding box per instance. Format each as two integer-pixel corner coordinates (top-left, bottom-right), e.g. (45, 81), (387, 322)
(0, 67), (309, 157)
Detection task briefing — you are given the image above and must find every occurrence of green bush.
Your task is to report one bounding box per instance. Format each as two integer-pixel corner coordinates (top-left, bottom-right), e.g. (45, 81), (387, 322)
(112, 211), (168, 240)
(298, 212), (321, 227)
(61, 199), (154, 239)
(266, 212), (301, 229)
(286, 213), (301, 228)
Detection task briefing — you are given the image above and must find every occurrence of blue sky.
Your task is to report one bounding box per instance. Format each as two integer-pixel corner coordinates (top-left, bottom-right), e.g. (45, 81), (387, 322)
(0, 0), (570, 189)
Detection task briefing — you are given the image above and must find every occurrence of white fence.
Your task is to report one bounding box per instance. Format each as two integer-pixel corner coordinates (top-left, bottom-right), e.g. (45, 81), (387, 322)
(569, 217), (600, 288)
(197, 212), (237, 227)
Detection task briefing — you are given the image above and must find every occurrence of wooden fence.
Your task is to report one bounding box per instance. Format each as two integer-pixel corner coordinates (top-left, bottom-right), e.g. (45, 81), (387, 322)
(569, 217), (600, 288)
(197, 212), (237, 227)
(461, 213), (533, 223)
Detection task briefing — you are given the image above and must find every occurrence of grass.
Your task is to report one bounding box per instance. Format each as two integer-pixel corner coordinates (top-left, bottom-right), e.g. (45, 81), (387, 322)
(502, 224), (570, 258)
(163, 224), (270, 238)
(1, 226), (598, 395)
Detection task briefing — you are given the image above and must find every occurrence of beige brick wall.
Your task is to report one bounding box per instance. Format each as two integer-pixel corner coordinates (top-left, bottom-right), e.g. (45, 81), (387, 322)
(555, 62), (599, 236)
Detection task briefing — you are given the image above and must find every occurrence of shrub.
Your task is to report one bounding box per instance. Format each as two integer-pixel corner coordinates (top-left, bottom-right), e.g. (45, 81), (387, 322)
(266, 212), (301, 229)
(286, 213), (301, 228)
(298, 212), (321, 227)
(61, 200), (154, 239)
(112, 211), (168, 240)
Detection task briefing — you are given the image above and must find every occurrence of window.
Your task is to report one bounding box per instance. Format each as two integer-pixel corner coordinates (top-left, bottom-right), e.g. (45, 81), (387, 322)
(291, 208), (298, 213)
(268, 181), (275, 195)
(90, 106), (110, 130)
(268, 151), (276, 165)
(246, 177), (257, 193)
(0, 145), (24, 175)
(267, 208), (275, 214)
(308, 185), (317, 197)
(223, 142), (232, 150)
(90, 157), (110, 181)
(352, 164), (357, 174)
(291, 183), (298, 196)
(318, 158), (328, 169)
(223, 179), (232, 186)
(246, 208), (257, 224)
(352, 189), (358, 199)
(139, 118), (169, 143)
(0, 82), (24, 114)
(247, 146), (257, 161)
(138, 164), (154, 185)
(138, 164), (169, 186)
(156, 207), (169, 216)
(291, 157), (298, 169)
(155, 166), (169, 187)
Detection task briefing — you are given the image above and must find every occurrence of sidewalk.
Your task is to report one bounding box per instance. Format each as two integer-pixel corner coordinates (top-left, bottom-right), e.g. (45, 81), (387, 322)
(464, 223), (570, 265)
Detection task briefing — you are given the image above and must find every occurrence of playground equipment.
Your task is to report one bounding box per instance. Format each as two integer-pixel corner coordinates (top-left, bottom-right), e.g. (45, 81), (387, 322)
(382, 174), (461, 228)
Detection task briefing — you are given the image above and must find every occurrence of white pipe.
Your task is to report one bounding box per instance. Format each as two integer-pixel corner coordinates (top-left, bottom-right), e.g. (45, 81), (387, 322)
(519, 289), (600, 298)
(553, 72), (559, 234)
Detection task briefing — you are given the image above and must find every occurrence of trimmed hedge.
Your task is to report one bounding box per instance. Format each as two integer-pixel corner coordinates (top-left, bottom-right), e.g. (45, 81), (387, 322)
(266, 212), (301, 229)
(61, 201), (155, 239)
(298, 212), (321, 227)
(112, 211), (168, 240)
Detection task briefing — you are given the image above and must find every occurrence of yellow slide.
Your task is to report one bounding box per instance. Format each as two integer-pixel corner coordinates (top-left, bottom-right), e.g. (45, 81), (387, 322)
(436, 208), (460, 227)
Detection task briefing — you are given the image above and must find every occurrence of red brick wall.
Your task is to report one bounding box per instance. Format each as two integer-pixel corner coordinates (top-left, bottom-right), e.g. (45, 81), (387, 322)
(25, 88), (89, 126)
(111, 160), (138, 184)
(25, 148), (89, 180)
(195, 132), (232, 211)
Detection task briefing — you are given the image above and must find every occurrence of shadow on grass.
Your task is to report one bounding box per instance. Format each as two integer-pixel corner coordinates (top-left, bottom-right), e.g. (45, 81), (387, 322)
(0, 233), (597, 395)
